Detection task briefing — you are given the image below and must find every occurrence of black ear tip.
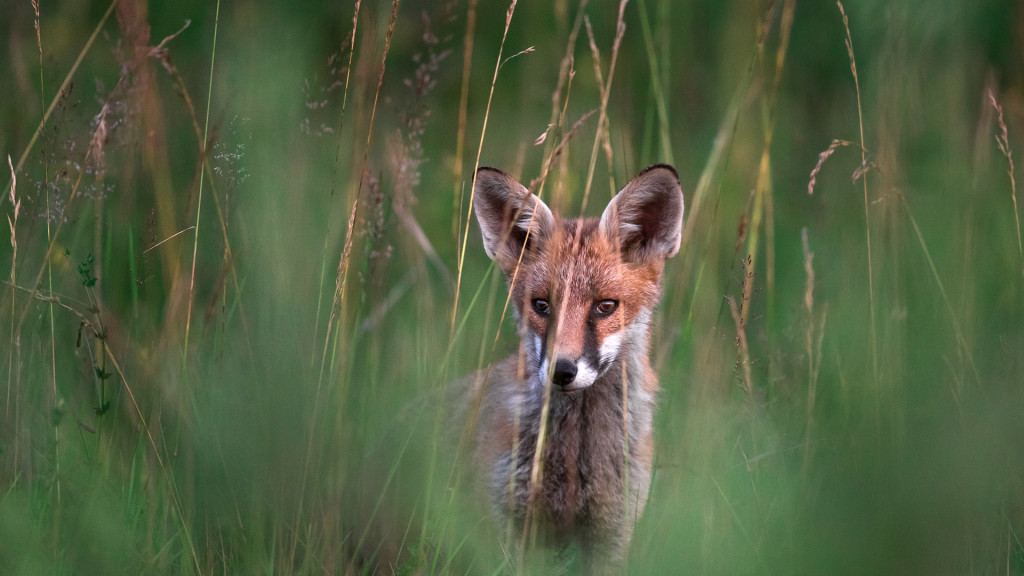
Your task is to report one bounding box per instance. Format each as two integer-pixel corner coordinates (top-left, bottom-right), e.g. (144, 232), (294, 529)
(476, 165), (507, 177)
(637, 163), (679, 181)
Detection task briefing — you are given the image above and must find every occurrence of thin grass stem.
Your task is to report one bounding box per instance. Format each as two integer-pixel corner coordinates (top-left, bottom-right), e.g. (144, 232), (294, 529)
(900, 195), (981, 386)
(184, 0), (221, 361)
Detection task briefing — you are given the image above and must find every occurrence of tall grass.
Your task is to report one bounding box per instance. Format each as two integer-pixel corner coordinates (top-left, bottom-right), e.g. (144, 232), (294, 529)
(1, 1), (1023, 574)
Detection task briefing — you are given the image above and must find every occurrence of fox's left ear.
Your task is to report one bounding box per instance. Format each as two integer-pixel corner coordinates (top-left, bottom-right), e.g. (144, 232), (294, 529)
(599, 164), (685, 263)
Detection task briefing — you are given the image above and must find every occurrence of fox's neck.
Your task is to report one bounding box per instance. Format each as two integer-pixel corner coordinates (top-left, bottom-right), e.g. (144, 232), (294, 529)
(526, 349), (653, 458)
(514, 322), (656, 529)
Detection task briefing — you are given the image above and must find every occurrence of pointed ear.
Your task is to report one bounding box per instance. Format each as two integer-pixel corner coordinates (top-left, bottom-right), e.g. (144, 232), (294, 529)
(599, 164), (684, 264)
(474, 166), (555, 272)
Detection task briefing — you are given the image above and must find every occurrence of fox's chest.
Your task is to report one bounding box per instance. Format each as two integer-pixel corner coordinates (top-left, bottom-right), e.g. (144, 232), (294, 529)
(506, 389), (627, 524)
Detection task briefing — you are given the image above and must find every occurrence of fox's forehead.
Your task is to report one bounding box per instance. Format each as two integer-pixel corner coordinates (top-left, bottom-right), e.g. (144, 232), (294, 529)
(525, 217), (633, 298)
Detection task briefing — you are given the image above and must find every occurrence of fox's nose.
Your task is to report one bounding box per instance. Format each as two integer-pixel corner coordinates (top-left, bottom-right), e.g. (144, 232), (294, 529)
(552, 358), (577, 386)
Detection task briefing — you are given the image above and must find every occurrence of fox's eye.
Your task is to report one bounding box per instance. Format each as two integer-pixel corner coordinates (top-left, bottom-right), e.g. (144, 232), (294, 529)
(594, 299), (619, 317)
(532, 299), (551, 317)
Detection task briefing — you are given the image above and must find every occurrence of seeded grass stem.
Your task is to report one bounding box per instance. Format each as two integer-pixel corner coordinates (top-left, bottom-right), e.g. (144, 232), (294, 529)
(3, 0), (120, 200)
(838, 1), (879, 391)
(312, 1), (361, 371)
(300, 0), (397, 566)
(986, 89), (1022, 262)
(33, 0), (62, 516)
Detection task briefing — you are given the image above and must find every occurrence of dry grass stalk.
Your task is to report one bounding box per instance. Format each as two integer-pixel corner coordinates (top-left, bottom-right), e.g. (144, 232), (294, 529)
(145, 21), (254, 361)
(837, 0), (878, 389)
(149, 21), (202, 144)
(7, 156), (19, 419)
(449, 173), (548, 560)
(802, 228), (815, 327)
(800, 228), (827, 477)
(580, 0), (629, 215)
(451, 0), (519, 339)
(801, 229), (815, 447)
(451, 0), (478, 243)
(6, 156), (19, 285)
(323, 0), (396, 383)
(583, 16), (614, 199)
(310, 0), (395, 542)
(986, 89), (1022, 260)
(530, 0), (589, 212)
(527, 109), (597, 193)
(501, 46), (536, 69)
(746, 0), (794, 311)
(747, 0), (797, 316)
(774, 0), (796, 96)
(728, 255), (756, 403)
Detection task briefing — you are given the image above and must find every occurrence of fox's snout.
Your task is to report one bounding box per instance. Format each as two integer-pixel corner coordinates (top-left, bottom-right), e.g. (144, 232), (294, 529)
(551, 358), (577, 387)
(542, 351), (601, 391)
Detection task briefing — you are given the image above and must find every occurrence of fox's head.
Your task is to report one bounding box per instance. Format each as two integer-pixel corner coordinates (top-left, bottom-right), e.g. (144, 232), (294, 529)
(474, 164), (684, 392)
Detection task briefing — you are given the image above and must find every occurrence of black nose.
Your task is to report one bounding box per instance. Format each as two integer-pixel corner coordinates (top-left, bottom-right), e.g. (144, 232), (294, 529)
(552, 359), (577, 386)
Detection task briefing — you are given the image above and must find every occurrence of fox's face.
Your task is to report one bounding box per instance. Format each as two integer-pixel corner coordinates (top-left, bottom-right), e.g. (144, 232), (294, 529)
(474, 165), (684, 391)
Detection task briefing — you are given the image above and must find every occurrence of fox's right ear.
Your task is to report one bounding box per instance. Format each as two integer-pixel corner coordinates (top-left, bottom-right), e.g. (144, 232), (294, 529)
(473, 166), (555, 272)
(599, 164), (685, 264)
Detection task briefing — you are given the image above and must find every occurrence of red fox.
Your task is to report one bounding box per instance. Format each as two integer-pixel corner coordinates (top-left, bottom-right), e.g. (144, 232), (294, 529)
(466, 164), (684, 568)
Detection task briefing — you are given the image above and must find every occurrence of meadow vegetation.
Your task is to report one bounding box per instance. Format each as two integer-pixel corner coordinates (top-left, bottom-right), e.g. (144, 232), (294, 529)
(1, 0), (1023, 573)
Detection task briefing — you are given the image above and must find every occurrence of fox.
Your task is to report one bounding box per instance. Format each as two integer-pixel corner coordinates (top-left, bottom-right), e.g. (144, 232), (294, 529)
(465, 163), (684, 570)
